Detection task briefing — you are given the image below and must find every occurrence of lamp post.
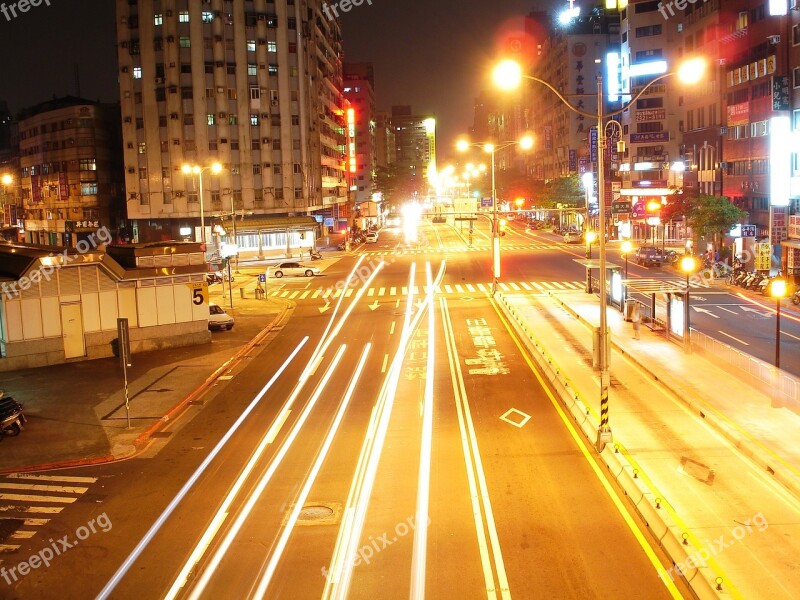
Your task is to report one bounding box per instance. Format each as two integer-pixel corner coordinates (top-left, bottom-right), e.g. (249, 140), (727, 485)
(494, 55), (706, 450)
(771, 278), (787, 370)
(585, 230), (597, 294)
(680, 255), (696, 350)
(621, 240), (632, 304)
(181, 162), (222, 248)
(457, 135), (533, 295)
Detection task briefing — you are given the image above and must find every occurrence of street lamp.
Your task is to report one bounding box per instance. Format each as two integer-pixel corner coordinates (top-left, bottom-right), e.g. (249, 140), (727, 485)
(585, 230), (598, 293)
(493, 55), (706, 450)
(456, 134), (534, 294)
(771, 278), (787, 369)
(1, 173), (13, 228)
(680, 255), (696, 350)
(181, 162), (223, 247)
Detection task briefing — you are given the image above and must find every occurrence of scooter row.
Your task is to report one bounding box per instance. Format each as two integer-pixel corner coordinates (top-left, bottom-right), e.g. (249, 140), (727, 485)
(728, 268), (791, 296)
(0, 390), (27, 439)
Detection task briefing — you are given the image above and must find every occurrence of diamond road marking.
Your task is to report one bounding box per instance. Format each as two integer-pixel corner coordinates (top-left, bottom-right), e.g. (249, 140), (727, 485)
(499, 408), (532, 428)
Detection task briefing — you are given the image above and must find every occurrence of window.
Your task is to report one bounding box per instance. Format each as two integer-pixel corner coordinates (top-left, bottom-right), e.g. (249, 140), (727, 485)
(208, 114), (216, 126)
(634, 0), (659, 12)
(253, 164), (261, 175)
(202, 11), (214, 23)
(635, 49), (663, 60)
(293, 163), (302, 174)
(206, 88), (214, 98)
(291, 115), (300, 125)
(751, 120), (768, 136)
(250, 87), (261, 100)
(252, 140), (261, 150)
(179, 37), (190, 48)
(81, 182), (98, 195)
(268, 40), (278, 53)
(251, 114), (259, 126)
(80, 159), (97, 171)
(637, 122), (663, 133)
(231, 141), (239, 150)
(268, 64), (279, 75)
(154, 14), (163, 26)
(247, 40), (256, 51)
(793, 109), (800, 130)
(274, 165), (282, 174)
(187, 191), (198, 203)
(133, 67), (142, 79)
(294, 188), (303, 198)
(636, 97), (663, 109)
(794, 67), (800, 88)
(794, 24), (800, 46)
(181, 87), (193, 99)
(275, 188), (284, 200)
(137, 142), (146, 154)
(178, 11), (189, 23)
(229, 115), (238, 125)
(227, 89), (237, 99)
(231, 164), (240, 175)
(635, 25), (662, 37)
(139, 167), (147, 179)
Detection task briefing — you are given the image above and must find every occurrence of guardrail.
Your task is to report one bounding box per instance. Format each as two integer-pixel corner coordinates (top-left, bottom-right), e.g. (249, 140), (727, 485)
(690, 328), (799, 410)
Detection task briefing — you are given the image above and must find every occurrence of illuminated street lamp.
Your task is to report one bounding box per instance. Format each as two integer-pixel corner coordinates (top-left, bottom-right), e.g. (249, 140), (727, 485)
(456, 134), (534, 294)
(1, 173), (12, 227)
(771, 278), (787, 369)
(181, 162), (223, 246)
(680, 255), (696, 350)
(493, 55), (706, 450)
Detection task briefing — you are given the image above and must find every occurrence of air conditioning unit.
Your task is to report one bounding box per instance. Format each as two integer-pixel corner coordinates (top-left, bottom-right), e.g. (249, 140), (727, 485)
(258, 39), (267, 45)
(121, 41), (128, 48)
(126, 142), (134, 149)
(219, 112), (227, 118)
(165, 10), (172, 16)
(261, 112), (269, 118)
(718, 58), (727, 66)
(720, 161), (728, 168)
(214, 35), (223, 42)
(167, 35), (174, 42)
(768, 35), (781, 45)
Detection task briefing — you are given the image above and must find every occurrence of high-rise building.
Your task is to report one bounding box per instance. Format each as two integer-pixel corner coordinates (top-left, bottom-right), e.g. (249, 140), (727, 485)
(343, 63), (376, 205)
(17, 97), (124, 247)
(115, 0), (349, 249)
(374, 111), (396, 169)
(391, 105), (435, 196)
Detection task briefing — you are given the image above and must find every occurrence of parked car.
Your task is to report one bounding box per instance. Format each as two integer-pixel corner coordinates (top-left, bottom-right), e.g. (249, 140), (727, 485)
(635, 246), (662, 267)
(267, 262), (320, 278)
(366, 231), (378, 243)
(208, 303), (234, 331)
(563, 231), (583, 244)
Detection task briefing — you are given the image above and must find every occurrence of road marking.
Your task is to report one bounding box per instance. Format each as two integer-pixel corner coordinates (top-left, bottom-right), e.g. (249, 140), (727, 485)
(0, 483), (88, 494)
(690, 306), (719, 318)
(456, 284), (465, 293)
(381, 353), (389, 373)
(491, 300), (687, 599)
(0, 544), (21, 552)
(782, 331), (800, 342)
(0, 494), (76, 504)
(288, 291), (299, 299)
(300, 290), (311, 299)
(441, 298), (511, 599)
(390, 321), (396, 335)
(312, 289), (322, 298)
(378, 287), (386, 296)
(367, 288), (375, 297)
(402, 286), (408, 295)
(498, 283), (510, 291)
(477, 283), (488, 292)
(550, 282), (567, 289)
(717, 330), (750, 346)
(520, 282), (532, 290)
(390, 286), (397, 295)
(717, 306), (737, 314)
(264, 409), (292, 444)
(466, 283), (476, 292)
(6, 474), (97, 483)
(10, 530), (36, 539)
(499, 408), (531, 428)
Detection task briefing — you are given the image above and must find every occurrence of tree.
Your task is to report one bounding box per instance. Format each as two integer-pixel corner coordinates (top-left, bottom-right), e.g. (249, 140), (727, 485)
(686, 194), (748, 254)
(540, 174), (584, 208)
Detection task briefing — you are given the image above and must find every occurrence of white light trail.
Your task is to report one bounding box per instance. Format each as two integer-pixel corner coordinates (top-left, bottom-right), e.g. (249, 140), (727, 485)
(95, 338), (309, 600)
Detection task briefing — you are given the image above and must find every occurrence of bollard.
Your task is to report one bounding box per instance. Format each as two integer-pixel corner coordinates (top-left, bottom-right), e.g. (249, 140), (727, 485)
(240, 287), (246, 299)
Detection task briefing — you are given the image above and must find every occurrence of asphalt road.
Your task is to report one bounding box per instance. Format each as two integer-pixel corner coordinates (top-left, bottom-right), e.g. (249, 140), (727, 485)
(5, 220), (688, 599)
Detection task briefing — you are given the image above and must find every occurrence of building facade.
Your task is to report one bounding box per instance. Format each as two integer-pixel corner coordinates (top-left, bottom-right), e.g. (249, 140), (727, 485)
(115, 0), (349, 248)
(390, 105), (436, 196)
(16, 97), (124, 247)
(343, 62), (376, 205)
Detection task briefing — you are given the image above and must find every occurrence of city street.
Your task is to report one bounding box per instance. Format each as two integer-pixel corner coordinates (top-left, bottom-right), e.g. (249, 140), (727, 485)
(4, 222), (685, 599)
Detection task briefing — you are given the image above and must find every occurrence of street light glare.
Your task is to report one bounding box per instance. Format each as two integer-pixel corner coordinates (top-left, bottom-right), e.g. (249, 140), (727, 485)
(677, 57), (706, 84)
(680, 255), (696, 274)
(456, 139), (469, 152)
(211, 162), (223, 174)
(492, 59), (523, 91)
(771, 278), (787, 298)
(1, 174), (12, 185)
(621, 241), (632, 254)
(519, 135), (534, 150)
(483, 143), (495, 153)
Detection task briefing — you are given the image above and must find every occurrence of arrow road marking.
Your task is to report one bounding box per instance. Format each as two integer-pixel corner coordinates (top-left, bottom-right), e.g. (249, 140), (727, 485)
(369, 300), (380, 311)
(319, 302), (331, 314)
(740, 306), (770, 317)
(690, 306), (719, 318)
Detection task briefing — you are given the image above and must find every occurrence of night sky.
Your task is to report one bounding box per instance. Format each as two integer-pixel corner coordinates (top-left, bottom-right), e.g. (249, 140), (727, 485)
(0, 0), (556, 154)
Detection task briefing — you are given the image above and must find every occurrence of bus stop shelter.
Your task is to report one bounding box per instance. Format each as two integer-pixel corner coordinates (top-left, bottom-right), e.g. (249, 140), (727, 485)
(573, 259), (624, 309)
(621, 278), (690, 340)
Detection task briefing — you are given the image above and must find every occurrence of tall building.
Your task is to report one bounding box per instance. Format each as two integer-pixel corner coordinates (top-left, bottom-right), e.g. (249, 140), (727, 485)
(391, 105), (436, 196)
(16, 97), (124, 247)
(343, 63), (376, 205)
(115, 0), (349, 249)
(374, 111), (396, 169)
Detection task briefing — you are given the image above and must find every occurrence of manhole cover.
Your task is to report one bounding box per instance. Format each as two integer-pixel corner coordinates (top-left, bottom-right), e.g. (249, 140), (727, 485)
(298, 505), (334, 521)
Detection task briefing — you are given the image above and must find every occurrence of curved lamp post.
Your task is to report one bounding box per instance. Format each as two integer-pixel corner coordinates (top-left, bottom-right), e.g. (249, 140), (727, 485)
(181, 162), (223, 246)
(493, 56), (706, 450)
(456, 135), (533, 295)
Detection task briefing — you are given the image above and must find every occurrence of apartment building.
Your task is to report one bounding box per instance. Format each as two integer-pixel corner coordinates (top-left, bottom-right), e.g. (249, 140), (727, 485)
(343, 62), (376, 205)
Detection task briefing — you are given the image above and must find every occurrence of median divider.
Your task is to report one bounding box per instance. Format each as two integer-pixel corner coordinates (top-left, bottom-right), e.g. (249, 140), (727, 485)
(495, 291), (728, 600)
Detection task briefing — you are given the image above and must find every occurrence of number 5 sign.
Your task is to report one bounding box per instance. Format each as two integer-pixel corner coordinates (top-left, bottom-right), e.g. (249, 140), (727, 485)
(186, 282), (209, 306)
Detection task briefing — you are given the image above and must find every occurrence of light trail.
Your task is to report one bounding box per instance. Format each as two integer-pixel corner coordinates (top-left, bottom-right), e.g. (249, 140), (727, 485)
(95, 338), (309, 600)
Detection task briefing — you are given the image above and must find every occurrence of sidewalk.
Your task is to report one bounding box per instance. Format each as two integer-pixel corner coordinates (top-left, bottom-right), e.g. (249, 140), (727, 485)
(0, 270), (295, 473)
(497, 289), (800, 599)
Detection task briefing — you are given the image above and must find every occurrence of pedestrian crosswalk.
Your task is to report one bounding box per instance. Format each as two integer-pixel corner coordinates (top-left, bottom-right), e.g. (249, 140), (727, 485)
(0, 473), (98, 555)
(358, 243), (556, 256)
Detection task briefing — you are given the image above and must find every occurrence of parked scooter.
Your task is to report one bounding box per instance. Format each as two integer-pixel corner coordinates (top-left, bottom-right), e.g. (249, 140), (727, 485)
(792, 290), (800, 305)
(206, 272), (223, 285)
(0, 391), (26, 438)
(309, 249), (322, 260)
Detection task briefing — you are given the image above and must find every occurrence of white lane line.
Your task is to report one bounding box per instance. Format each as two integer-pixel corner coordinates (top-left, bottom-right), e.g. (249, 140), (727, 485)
(782, 331), (800, 342)
(411, 265), (436, 599)
(264, 409), (292, 444)
(253, 345), (372, 599)
(368, 288), (375, 297)
(0, 494), (76, 504)
(378, 287), (386, 296)
(390, 321), (396, 335)
(0, 483), (88, 494)
(6, 474), (97, 484)
(98, 338), (309, 600)
(718, 330), (750, 346)
(717, 306), (737, 314)
(441, 298), (511, 599)
(391, 287), (397, 295)
(184, 346), (348, 600)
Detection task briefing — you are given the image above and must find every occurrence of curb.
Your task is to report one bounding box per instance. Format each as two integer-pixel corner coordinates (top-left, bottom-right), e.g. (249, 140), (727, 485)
(494, 292), (728, 600)
(0, 299), (293, 474)
(547, 292), (800, 501)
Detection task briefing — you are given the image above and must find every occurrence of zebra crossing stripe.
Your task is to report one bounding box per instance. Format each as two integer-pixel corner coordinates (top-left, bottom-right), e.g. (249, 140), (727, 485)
(509, 283), (521, 291)
(390, 287), (397, 295)
(477, 283), (488, 292)
(402, 286), (408, 295)
(312, 289), (322, 298)
(10, 530), (36, 539)
(0, 544), (21, 553)
(498, 283), (510, 291)
(0, 505), (63, 514)
(466, 284), (476, 292)
(550, 282), (567, 289)
(333, 290), (342, 298)
(378, 287), (386, 296)
(0, 494), (77, 504)
(0, 483), (89, 494)
(6, 474), (97, 484)
(299, 290), (311, 299)
(520, 282), (533, 290)
(444, 285), (453, 293)
(455, 284), (465, 293)
(346, 289), (354, 297)
(367, 288), (375, 296)
(288, 291), (300, 299)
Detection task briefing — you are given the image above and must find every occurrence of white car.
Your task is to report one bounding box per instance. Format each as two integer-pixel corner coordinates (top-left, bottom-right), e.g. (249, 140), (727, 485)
(366, 231), (378, 243)
(268, 261), (320, 278)
(208, 303), (234, 331)
(563, 231), (583, 244)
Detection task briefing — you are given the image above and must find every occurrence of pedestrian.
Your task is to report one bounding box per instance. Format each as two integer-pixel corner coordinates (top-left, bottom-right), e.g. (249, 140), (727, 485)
(631, 302), (641, 339)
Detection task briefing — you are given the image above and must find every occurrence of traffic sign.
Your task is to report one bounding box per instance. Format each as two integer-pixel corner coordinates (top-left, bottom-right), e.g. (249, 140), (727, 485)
(481, 198), (493, 208)
(740, 224), (757, 237)
(611, 200), (632, 215)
